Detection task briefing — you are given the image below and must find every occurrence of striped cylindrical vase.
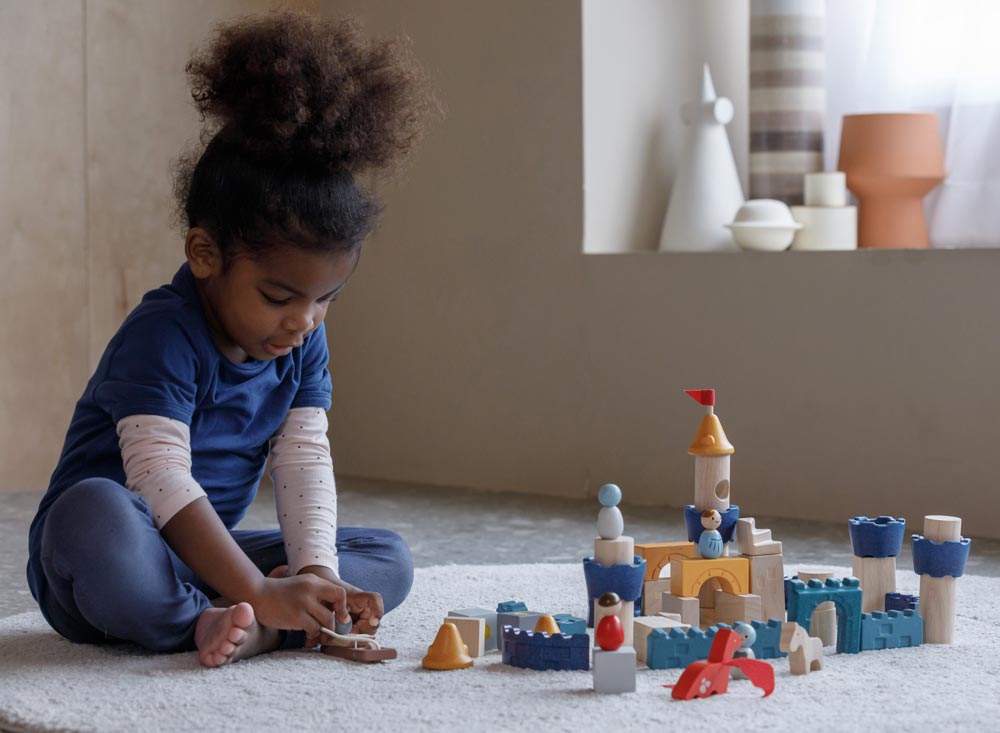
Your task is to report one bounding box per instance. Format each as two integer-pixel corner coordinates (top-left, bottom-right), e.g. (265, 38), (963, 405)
(749, 0), (825, 206)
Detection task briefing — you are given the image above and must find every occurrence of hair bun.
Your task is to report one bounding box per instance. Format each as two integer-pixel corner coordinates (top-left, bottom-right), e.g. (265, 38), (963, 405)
(186, 11), (432, 174)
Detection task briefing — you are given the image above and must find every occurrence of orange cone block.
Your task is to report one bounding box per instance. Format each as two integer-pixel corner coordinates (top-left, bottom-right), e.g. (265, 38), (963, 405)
(422, 622), (474, 670)
(533, 614), (561, 636)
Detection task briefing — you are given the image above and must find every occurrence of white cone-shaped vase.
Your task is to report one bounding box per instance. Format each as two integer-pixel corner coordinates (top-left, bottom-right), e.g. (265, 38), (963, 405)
(659, 64), (744, 252)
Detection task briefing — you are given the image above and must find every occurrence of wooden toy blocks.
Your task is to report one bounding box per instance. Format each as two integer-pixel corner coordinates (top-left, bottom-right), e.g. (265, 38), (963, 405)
(593, 648), (637, 693)
(913, 515), (971, 644)
(736, 517), (782, 556)
(666, 628), (775, 700)
(670, 555), (749, 598)
(796, 569), (837, 648)
(444, 616), (485, 658)
(779, 622), (823, 675)
(786, 577), (862, 654)
(448, 608), (499, 652)
(496, 611), (543, 654)
(713, 590), (763, 625)
(860, 609), (923, 650)
(635, 541), (695, 582)
(661, 592), (700, 627)
(633, 615), (690, 664)
(642, 578), (672, 616)
(595, 537), (635, 566)
(422, 622), (473, 670)
(501, 626), (590, 671)
(748, 553), (786, 624)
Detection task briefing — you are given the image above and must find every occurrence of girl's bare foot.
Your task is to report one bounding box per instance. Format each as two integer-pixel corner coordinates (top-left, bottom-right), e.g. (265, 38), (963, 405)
(194, 601), (281, 668)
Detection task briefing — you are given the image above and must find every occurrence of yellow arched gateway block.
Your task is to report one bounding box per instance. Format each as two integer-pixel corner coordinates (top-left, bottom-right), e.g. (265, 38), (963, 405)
(670, 555), (750, 598)
(635, 541), (696, 582)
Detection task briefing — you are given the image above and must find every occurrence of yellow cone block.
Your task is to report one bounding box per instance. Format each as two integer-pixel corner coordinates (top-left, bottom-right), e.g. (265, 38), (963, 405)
(422, 622), (474, 670)
(533, 614), (561, 636)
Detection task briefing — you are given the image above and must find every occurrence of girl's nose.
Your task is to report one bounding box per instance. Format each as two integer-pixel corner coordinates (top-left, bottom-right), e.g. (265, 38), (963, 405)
(282, 310), (314, 335)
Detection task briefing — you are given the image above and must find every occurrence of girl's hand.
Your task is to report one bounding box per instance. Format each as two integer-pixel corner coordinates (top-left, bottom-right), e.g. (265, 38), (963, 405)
(249, 573), (347, 637)
(297, 565), (385, 646)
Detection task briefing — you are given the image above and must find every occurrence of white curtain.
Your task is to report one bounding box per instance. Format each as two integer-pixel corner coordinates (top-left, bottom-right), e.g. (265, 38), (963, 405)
(825, 0), (1000, 247)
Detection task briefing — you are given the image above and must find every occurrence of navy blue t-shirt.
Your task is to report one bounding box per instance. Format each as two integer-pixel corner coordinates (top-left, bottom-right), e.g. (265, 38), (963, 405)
(27, 262), (332, 568)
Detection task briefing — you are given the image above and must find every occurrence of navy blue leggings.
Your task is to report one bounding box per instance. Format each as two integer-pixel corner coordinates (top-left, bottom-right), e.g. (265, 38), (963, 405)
(27, 477), (413, 653)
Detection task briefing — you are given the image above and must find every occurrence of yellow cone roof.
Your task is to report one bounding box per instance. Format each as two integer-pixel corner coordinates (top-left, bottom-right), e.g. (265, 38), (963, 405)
(688, 413), (734, 456)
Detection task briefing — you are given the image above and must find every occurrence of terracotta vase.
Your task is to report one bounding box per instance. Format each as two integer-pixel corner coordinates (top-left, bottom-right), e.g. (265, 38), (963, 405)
(837, 113), (945, 249)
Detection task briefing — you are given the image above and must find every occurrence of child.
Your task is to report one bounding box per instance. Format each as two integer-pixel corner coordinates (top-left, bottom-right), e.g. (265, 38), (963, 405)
(26, 11), (433, 668)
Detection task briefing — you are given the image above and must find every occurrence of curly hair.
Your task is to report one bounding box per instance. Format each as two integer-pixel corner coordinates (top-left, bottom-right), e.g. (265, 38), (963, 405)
(172, 10), (435, 264)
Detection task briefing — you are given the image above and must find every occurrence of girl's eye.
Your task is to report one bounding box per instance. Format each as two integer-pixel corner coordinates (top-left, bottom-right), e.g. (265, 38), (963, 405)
(262, 293), (291, 306)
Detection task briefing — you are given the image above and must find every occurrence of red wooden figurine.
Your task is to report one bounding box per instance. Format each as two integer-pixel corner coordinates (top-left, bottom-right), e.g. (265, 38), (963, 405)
(665, 628), (774, 700)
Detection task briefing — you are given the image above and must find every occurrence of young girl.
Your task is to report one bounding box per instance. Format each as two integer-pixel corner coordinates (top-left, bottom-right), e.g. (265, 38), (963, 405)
(26, 11), (432, 668)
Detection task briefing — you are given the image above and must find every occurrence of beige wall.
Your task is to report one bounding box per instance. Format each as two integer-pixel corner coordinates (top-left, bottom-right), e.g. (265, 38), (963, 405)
(583, 0), (749, 253)
(6, 1), (998, 541)
(321, 0), (1000, 538)
(1, 0), (316, 492)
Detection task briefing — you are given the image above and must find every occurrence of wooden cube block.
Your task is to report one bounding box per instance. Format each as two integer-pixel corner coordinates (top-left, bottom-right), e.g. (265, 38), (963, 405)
(448, 608), (499, 652)
(748, 553), (786, 623)
(633, 615), (689, 663)
(661, 592), (700, 627)
(642, 578), (671, 615)
(714, 591), (763, 625)
(444, 616), (485, 658)
(593, 648), (637, 693)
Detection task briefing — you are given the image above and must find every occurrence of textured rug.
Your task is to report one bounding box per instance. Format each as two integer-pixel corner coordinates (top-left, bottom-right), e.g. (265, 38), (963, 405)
(1, 562), (998, 733)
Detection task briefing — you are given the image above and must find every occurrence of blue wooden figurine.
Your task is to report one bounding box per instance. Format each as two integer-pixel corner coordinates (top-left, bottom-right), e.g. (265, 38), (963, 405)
(698, 509), (724, 559)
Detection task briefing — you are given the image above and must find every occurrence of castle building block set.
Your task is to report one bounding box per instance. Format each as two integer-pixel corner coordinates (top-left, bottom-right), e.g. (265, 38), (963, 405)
(415, 388), (972, 698)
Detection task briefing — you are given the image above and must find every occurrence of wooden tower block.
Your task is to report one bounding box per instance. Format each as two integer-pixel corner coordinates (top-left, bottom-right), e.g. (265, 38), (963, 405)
(736, 517), (782, 556)
(642, 578), (672, 616)
(749, 553), (786, 623)
(694, 454), (731, 512)
(635, 541), (695, 581)
(670, 555), (749, 598)
(852, 556), (896, 613)
(661, 592), (700, 627)
(633, 615), (690, 663)
(921, 515), (962, 644)
(595, 536), (634, 566)
(444, 616), (485, 658)
(714, 591), (763, 625)
(798, 568), (836, 647)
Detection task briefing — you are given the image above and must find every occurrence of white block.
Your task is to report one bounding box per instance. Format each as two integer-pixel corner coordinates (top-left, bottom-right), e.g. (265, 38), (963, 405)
(790, 205), (857, 250)
(804, 171), (847, 207)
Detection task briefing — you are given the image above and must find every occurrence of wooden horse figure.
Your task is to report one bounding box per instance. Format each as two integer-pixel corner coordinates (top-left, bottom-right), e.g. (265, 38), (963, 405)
(779, 622), (823, 675)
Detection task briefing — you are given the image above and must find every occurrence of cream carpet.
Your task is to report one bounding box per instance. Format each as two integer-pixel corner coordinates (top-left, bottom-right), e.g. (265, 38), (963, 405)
(1, 563), (998, 733)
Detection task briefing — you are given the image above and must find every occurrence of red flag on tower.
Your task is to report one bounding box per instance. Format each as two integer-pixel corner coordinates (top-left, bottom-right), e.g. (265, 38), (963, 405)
(685, 389), (715, 406)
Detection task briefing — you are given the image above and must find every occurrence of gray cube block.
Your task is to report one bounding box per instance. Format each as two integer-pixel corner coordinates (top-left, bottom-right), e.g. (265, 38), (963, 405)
(448, 608), (499, 652)
(593, 648), (637, 694)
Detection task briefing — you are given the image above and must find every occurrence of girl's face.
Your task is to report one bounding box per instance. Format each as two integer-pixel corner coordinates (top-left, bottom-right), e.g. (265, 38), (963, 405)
(187, 230), (359, 365)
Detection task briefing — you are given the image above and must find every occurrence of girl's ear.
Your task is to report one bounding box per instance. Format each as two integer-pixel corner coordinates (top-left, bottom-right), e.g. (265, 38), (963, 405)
(185, 228), (223, 278)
